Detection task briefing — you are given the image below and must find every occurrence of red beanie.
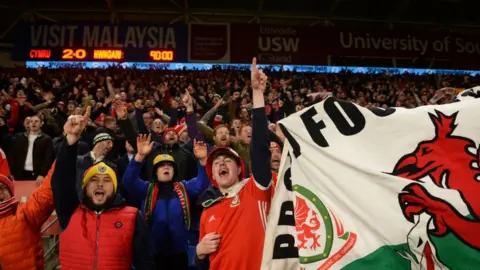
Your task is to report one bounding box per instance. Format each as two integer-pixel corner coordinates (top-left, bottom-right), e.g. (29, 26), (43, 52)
(0, 174), (14, 196)
(270, 142), (281, 151)
(163, 127), (177, 139)
(174, 124), (187, 136)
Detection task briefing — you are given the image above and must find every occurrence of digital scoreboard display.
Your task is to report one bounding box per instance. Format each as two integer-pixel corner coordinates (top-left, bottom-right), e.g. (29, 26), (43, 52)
(13, 23), (188, 62)
(27, 48), (176, 62)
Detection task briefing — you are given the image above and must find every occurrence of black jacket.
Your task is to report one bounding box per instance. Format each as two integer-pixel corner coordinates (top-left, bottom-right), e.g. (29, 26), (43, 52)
(52, 140), (155, 270)
(53, 136), (90, 156)
(114, 153), (142, 208)
(9, 132), (54, 179)
(119, 118), (197, 181)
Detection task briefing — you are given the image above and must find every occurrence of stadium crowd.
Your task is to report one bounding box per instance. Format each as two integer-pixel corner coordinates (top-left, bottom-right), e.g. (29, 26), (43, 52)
(0, 62), (471, 270)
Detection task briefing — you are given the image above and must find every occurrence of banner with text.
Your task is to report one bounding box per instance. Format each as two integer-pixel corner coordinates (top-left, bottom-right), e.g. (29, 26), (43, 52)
(231, 24), (325, 65)
(230, 24), (480, 68)
(13, 23), (188, 62)
(188, 23), (230, 63)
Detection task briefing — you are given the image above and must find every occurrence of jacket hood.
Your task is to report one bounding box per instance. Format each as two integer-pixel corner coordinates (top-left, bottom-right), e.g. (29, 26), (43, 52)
(197, 186), (223, 208)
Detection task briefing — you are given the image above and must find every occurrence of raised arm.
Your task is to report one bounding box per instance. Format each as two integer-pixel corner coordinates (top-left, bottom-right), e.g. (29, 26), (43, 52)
(250, 58), (272, 188)
(184, 140), (210, 197)
(122, 135), (153, 200)
(200, 99), (223, 124)
(23, 161), (56, 230)
(183, 90), (205, 142)
(115, 101), (140, 150)
(52, 107), (91, 230)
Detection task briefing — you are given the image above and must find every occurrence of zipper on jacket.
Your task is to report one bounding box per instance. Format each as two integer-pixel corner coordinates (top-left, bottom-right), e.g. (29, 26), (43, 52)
(94, 212), (101, 270)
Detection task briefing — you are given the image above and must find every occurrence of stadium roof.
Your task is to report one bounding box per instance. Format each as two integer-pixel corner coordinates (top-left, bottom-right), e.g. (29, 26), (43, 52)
(1, 0), (479, 43)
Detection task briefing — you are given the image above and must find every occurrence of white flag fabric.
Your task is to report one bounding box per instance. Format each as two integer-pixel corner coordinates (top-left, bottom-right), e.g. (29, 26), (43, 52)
(262, 88), (480, 270)
(261, 142), (300, 270)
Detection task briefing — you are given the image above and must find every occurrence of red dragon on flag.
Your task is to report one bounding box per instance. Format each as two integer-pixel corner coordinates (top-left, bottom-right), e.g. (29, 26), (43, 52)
(392, 110), (480, 269)
(295, 196), (322, 250)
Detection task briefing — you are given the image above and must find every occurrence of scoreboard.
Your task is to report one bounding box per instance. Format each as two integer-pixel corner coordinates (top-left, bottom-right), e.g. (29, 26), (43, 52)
(13, 23), (187, 62)
(27, 48), (176, 62)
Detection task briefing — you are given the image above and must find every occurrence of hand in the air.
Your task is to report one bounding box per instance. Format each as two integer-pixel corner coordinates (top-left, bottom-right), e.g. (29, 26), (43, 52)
(193, 139), (208, 165)
(136, 134), (153, 159)
(250, 57), (268, 93)
(114, 100), (128, 120)
(154, 107), (163, 116)
(183, 90), (193, 108)
(214, 99), (223, 108)
(64, 106), (91, 145)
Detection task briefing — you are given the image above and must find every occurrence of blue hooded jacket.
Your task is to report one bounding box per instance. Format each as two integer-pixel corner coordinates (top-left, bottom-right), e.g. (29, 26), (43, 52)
(122, 158), (210, 255)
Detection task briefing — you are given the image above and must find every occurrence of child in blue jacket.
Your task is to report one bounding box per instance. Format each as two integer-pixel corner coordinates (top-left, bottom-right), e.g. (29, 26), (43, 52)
(123, 134), (210, 270)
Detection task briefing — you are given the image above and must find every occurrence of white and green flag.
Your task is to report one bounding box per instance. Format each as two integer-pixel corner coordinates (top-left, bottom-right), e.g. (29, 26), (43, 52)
(262, 89), (480, 270)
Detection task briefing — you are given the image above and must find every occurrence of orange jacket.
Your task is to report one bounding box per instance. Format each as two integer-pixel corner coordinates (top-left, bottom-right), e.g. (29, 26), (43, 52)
(0, 163), (55, 270)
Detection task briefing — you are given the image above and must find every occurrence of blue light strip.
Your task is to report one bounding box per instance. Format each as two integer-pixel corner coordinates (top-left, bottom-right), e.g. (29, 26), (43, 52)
(25, 61), (480, 76)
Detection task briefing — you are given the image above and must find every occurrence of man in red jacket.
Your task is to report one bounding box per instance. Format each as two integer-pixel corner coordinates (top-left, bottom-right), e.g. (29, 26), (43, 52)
(195, 58), (274, 270)
(52, 107), (155, 270)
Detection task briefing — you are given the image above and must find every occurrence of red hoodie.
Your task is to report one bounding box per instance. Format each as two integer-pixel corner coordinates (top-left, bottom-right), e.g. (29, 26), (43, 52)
(7, 98), (30, 132)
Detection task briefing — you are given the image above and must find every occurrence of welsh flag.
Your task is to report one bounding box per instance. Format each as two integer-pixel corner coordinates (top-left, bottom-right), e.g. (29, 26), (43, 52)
(262, 87), (480, 270)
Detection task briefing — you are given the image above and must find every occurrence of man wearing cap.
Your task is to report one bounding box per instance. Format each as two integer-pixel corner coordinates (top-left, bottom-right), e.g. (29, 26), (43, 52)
(0, 164), (56, 270)
(195, 58), (274, 270)
(75, 131), (114, 199)
(122, 134), (210, 270)
(52, 107), (154, 270)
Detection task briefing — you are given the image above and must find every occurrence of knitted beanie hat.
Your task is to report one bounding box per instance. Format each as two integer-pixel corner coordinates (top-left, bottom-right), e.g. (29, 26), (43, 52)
(93, 133), (113, 147)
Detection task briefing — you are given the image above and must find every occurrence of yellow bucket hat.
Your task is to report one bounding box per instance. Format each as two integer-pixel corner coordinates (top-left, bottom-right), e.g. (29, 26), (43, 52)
(153, 154), (175, 165)
(82, 162), (117, 192)
(153, 154), (178, 179)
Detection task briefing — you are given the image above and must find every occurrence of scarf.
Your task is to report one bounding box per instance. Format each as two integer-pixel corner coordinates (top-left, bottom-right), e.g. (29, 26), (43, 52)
(144, 181), (191, 230)
(0, 197), (19, 217)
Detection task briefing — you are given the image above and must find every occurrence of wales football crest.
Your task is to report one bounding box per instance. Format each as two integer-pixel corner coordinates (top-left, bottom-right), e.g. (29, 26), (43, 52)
(294, 184), (357, 269)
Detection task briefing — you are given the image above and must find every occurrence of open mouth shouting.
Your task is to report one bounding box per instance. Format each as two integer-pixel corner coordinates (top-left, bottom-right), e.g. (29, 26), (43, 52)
(93, 189), (106, 201)
(219, 168), (229, 177)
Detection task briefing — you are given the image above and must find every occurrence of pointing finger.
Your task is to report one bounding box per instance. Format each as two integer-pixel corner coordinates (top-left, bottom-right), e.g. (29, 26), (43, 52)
(84, 106), (91, 119)
(252, 57), (257, 72)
